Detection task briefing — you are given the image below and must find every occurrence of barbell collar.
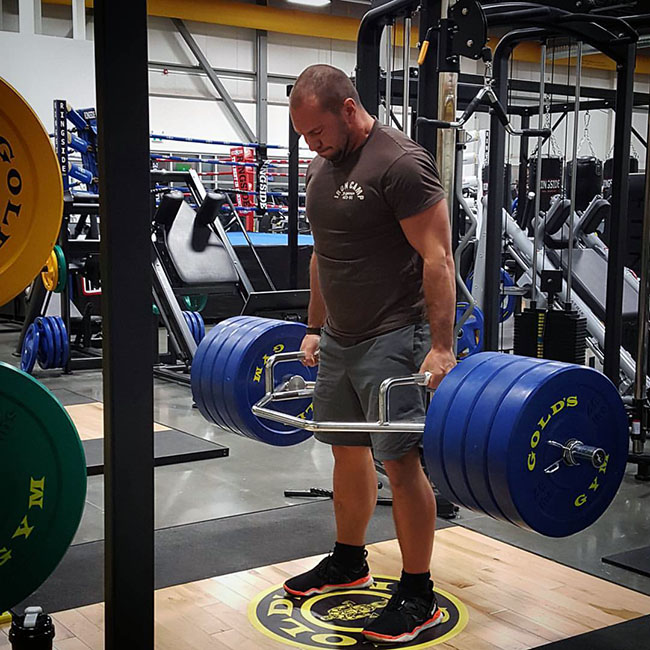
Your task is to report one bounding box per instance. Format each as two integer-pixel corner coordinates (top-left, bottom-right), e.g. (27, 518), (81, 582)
(545, 438), (607, 473)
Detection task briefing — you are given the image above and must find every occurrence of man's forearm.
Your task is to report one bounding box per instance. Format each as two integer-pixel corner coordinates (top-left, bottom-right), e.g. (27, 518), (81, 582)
(308, 254), (327, 328)
(422, 254), (456, 351)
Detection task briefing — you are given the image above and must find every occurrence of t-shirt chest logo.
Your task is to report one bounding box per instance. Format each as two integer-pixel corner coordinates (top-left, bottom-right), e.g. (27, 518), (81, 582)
(334, 180), (365, 201)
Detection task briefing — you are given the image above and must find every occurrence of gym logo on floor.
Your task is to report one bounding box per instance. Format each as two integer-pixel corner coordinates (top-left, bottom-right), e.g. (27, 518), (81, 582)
(334, 181), (365, 201)
(248, 574), (468, 649)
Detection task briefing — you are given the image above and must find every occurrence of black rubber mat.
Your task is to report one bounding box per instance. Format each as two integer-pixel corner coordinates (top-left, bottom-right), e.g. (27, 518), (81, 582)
(603, 546), (650, 578)
(535, 615), (650, 649)
(14, 501), (455, 614)
(51, 387), (96, 406)
(82, 429), (229, 475)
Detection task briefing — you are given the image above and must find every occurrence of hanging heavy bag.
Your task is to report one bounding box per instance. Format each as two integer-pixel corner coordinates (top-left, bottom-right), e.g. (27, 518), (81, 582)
(565, 156), (603, 212)
(603, 156), (639, 199)
(527, 157), (562, 212)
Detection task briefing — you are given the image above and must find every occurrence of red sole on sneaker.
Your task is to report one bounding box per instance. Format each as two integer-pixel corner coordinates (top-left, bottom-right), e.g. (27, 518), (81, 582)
(284, 575), (374, 597)
(362, 607), (444, 644)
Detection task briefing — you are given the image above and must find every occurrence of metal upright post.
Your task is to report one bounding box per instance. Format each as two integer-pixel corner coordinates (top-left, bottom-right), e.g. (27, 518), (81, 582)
(288, 115), (300, 289)
(604, 42), (636, 383)
(385, 24), (393, 126)
(415, 0), (441, 156)
(633, 103), (650, 451)
(517, 112), (530, 225)
(531, 42), (547, 306)
(402, 16), (411, 134)
(94, 1), (154, 648)
(566, 42), (582, 306)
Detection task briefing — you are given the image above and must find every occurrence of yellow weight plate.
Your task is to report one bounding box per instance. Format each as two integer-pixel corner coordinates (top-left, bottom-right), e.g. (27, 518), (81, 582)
(41, 249), (59, 292)
(0, 77), (63, 305)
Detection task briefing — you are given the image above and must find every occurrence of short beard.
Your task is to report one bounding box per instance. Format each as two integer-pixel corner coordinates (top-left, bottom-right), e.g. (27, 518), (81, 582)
(328, 130), (351, 164)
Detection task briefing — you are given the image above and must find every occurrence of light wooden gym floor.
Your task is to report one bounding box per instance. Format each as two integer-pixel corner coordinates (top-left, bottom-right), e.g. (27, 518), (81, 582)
(2, 526), (649, 649)
(65, 402), (169, 440)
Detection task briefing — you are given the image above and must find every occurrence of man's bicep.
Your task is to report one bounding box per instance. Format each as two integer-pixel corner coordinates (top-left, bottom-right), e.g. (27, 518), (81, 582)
(399, 199), (452, 260)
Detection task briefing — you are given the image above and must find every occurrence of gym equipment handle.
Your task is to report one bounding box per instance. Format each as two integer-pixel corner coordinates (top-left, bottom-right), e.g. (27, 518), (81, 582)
(254, 351), (429, 434)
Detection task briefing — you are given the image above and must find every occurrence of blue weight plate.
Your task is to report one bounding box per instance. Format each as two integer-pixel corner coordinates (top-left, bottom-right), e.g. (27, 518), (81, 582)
(215, 318), (278, 438)
(442, 353), (520, 514)
(188, 311), (200, 345)
(45, 317), (63, 369)
(54, 317), (70, 367)
(500, 270), (516, 322)
(204, 317), (260, 434)
(183, 311), (197, 344)
(456, 304), (484, 360)
(487, 360), (628, 537)
(194, 312), (205, 343)
(487, 360), (579, 528)
(464, 356), (549, 520)
(20, 324), (40, 374)
(423, 352), (502, 505)
(35, 317), (55, 370)
(190, 311), (203, 345)
(466, 270), (516, 323)
(191, 316), (255, 432)
(221, 319), (317, 445)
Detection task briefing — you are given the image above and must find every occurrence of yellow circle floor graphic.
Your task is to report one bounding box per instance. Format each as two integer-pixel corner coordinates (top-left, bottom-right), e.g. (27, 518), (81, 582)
(248, 574), (468, 649)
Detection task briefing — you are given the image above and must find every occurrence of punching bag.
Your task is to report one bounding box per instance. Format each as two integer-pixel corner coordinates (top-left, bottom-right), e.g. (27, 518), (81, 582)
(527, 157), (562, 212)
(565, 156), (603, 211)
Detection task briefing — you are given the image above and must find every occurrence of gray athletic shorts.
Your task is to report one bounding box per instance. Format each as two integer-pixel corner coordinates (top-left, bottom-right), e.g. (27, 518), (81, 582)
(313, 322), (431, 461)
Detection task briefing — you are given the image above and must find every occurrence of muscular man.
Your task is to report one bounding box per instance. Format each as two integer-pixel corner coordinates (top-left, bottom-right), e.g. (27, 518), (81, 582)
(284, 64), (456, 645)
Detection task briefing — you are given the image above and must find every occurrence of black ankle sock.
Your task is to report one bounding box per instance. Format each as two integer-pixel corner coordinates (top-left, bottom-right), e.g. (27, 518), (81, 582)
(332, 542), (366, 569)
(399, 570), (433, 597)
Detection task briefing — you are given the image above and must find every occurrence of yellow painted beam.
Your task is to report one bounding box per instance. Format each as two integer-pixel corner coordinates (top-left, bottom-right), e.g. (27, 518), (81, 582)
(555, 53), (650, 75)
(41, 0), (650, 73)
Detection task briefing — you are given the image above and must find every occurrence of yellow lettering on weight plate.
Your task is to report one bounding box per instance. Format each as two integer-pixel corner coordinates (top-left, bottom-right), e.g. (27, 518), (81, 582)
(0, 547), (12, 567)
(29, 477), (45, 509)
(574, 494), (587, 507)
(12, 516), (34, 540)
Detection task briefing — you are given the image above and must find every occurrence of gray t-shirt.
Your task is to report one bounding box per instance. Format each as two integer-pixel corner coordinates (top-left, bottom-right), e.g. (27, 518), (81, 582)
(305, 120), (446, 342)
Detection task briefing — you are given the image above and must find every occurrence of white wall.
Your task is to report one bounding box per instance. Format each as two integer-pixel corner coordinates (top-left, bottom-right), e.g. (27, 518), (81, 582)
(0, 31), (95, 133)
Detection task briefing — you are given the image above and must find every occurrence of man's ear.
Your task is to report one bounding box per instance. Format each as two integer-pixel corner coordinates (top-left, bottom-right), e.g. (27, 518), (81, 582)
(342, 97), (357, 119)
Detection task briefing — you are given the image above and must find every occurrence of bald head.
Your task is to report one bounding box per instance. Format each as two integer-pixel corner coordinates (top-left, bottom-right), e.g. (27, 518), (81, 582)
(290, 64), (374, 163)
(290, 64), (362, 114)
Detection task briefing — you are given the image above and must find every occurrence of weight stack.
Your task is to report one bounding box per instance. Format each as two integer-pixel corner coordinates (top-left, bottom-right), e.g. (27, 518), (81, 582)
(513, 308), (546, 359)
(543, 309), (587, 365)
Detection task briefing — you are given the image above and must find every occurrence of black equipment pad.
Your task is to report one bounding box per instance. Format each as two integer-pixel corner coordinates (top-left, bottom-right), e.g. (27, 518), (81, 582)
(603, 546), (650, 579)
(83, 428), (229, 476)
(165, 201), (239, 287)
(547, 247), (638, 323)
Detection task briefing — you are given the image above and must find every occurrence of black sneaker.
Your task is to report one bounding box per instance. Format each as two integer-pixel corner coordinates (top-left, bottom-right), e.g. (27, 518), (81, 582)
(362, 589), (442, 644)
(283, 554), (373, 597)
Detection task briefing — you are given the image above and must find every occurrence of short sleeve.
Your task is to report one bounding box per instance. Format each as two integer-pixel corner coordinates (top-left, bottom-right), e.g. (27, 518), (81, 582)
(381, 149), (446, 221)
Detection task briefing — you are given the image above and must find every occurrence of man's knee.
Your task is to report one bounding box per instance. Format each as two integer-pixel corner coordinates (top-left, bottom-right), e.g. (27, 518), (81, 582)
(383, 446), (423, 490)
(332, 444), (373, 465)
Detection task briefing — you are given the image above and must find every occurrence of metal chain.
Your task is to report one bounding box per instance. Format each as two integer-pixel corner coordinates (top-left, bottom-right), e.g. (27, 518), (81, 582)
(577, 110), (597, 158)
(531, 93), (562, 159)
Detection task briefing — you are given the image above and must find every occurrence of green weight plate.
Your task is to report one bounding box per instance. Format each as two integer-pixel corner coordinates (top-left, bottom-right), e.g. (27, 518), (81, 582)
(0, 362), (86, 613)
(53, 246), (66, 293)
(183, 295), (208, 312)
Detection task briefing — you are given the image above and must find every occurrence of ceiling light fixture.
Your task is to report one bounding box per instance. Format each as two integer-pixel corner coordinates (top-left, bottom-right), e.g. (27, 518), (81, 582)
(286, 0), (332, 7)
